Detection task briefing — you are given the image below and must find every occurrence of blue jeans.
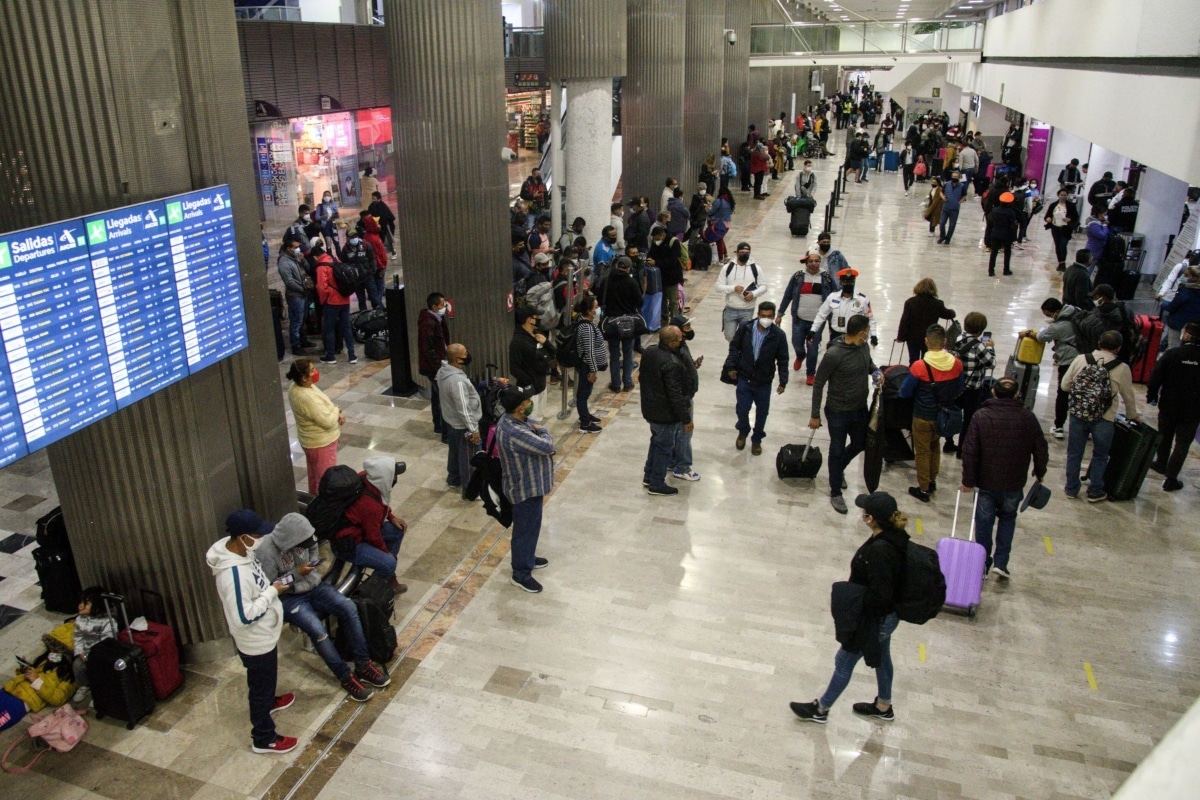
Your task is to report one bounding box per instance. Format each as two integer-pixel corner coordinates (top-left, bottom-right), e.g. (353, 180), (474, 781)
(366, 270), (385, 309)
(789, 318), (819, 375)
(974, 489), (1023, 571)
(608, 337), (635, 388)
(322, 303), (355, 360)
(939, 207), (960, 242)
(819, 613), (899, 710)
(667, 415), (693, 474)
(286, 294), (307, 350)
(735, 378), (772, 444)
(722, 306), (754, 341)
(352, 521), (404, 577)
(237, 647), (278, 748)
(1065, 416), (1114, 496)
(282, 583), (368, 682)
(644, 421), (682, 488)
(827, 407), (869, 496)
(511, 496), (543, 580)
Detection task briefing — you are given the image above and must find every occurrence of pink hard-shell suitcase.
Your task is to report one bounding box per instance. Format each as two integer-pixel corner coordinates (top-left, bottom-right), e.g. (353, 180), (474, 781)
(936, 490), (987, 617)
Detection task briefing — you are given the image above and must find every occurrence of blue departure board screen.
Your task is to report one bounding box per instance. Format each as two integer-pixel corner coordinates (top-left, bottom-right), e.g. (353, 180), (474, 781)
(0, 184), (247, 468)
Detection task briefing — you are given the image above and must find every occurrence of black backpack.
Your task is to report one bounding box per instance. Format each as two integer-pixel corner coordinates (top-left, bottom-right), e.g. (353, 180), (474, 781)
(556, 320), (582, 369)
(305, 465), (364, 541)
(333, 258), (370, 296)
(335, 596), (397, 666)
(892, 541), (947, 624)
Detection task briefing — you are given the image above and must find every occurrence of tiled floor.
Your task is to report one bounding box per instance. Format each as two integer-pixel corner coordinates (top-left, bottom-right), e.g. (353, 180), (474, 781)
(0, 146), (1195, 800)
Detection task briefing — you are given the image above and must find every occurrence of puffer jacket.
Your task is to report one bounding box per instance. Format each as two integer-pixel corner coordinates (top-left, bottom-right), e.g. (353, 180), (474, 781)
(960, 397), (1048, 492)
(640, 344), (691, 425)
(3, 623), (76, 712)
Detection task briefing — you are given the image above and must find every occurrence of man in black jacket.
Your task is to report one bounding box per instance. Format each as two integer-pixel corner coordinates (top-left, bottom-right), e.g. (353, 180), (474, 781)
(1061, 250), (1095, 311)
(724, 301), (789, 455)
(648, 227), (684, 325)
(597, 256), (644, 392)
(1147, 321), (1200, 491)
(624, 198), (651, 252)
(509, 306), (553, 420)
(640, 327), (692, 496)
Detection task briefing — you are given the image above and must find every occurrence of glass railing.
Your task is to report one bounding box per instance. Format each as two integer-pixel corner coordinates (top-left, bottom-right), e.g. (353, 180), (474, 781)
(234, 6), (302, 22)
(507, 27), (544, 59)
(750, 20), (984, 56)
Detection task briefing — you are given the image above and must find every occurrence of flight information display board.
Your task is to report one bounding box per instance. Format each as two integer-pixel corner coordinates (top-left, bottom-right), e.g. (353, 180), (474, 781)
(0, 185), (247, 468)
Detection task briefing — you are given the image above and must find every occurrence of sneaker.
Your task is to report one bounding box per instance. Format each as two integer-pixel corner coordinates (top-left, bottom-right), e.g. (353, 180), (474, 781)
(830, 495), (848, 514)
(647, 484), (679, 496)
(1064, 489), (1079, 499)
(992, 566), (1011, 580)
(510, 575), (543, 593)
(806, 374), (816, 386)
(1050, 426), (1064, 439)
(851, 699), (895, 721)
(319, 356), (337, 364)
(1148, 461), (1167, 475)
(1163, 477), (1184, 491)
(341, 675), (374, 702)
(355, 662), (391, 689)
(908, 486), (931, 503)
(252, 735), (299, 754)
(348, 356), (359, 364)
(789, 700), (828, 724)
(608, 384), (621, 393)
(270, 693), (295, 714)
(579, 421), (602, 434)
(72, 686), (89, 704)
(793, 358), (802, 372)
(672, 470), (701, 481)
(622, 384), (635, 392)
(533, 556), (549, 569)
(1086, 491), (1108, 503)
(735, 436), (746, 451)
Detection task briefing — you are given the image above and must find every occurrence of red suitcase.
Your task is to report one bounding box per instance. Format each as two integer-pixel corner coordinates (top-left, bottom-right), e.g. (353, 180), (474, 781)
(124, 621), (184, 701)
(1130, 314), (1163, 384)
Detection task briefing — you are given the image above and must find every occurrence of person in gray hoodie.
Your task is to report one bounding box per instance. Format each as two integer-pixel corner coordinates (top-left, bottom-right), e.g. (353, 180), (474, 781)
(1031, 298), (1083, 439)
(257, 513), (388, 702)
(276, 238), (313, 355)
(436, 344), (484, 499)
(808, 315), (879, 514)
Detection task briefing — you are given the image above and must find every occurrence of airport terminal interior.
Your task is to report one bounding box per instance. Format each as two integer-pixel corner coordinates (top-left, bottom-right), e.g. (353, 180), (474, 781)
(0, 0), (1198, 798)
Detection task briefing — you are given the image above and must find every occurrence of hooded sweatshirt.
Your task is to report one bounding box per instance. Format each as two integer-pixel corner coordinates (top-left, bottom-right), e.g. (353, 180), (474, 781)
(256, 513), (321, 594)
(900, 349), (964, 421)
(435, 362), (483, 434)
(206, 538), (283, 656)
(3, 622), (76, 712)
(338, 457), (399, 552)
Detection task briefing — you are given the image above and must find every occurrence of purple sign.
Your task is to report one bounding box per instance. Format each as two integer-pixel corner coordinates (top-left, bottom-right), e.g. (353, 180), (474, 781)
(1025, 123), (1051, 186)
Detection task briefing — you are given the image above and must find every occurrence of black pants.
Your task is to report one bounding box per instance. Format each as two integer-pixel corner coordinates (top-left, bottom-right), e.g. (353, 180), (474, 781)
(238, 647), (278, 748)
(1156, 409), (1199, 480)
(753, 171), (766, 197)
(1050, 226), (1072, 266)
(423, 372), (443, 434)
(988, 242), (1013, 274)
(1055, 364), (1071, 428)
(902, 165), (915, 191)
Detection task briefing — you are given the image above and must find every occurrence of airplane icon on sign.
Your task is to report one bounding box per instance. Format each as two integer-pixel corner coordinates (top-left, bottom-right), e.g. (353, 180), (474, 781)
(58, 230), (77, 249)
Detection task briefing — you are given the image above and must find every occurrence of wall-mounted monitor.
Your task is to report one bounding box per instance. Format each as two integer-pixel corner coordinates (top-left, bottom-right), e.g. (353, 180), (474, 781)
(0, 185), (248, 468)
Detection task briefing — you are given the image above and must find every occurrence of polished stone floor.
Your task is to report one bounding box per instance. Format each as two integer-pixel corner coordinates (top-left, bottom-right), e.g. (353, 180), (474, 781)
(0, 149), (1196, 800)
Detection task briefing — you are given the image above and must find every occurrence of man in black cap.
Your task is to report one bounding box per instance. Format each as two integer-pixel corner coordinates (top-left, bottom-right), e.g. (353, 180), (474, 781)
(669, 314), (703, 481)
(959, 378), (1048, 580)
(495, 386), (555, 593)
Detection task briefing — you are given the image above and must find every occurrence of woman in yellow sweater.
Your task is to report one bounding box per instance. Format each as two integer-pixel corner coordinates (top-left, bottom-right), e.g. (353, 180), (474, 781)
(287, 357), (345, 494)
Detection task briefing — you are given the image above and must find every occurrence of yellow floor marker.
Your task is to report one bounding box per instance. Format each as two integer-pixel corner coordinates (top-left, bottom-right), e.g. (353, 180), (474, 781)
(918, 643), (927, 663)
(1044, 536), (1054, 555)
(915, 518), (923, 537)
(1083, 662), (1098, 691)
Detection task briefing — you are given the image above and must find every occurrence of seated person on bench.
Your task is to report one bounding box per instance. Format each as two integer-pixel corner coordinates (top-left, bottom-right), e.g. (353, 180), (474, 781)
(335, 457), (409, 596)
(258, 513), (389, 702)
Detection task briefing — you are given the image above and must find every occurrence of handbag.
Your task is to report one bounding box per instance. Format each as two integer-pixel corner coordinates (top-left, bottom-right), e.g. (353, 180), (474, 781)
(945, 317), (962, 345)
(2, 705), (89, 774)
(600, 272), (647, 341)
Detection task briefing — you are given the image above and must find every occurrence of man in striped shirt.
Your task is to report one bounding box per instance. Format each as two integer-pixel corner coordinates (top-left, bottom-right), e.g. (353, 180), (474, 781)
(496, 386), (556, 593)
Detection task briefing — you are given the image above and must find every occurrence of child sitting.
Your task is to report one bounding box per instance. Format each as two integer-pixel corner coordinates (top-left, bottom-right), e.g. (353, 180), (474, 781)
(1, 621), (76, 726)
(72, 586), (118, 703)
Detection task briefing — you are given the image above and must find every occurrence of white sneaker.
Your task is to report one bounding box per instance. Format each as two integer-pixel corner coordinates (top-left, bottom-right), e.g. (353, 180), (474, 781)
(672, 470), (701, 482)
(1050, 426), (1064, 439)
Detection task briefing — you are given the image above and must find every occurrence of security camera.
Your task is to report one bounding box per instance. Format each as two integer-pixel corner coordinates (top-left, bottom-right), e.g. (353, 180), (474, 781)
(501, 147), (517, 162)
(724, 29), (737, 46)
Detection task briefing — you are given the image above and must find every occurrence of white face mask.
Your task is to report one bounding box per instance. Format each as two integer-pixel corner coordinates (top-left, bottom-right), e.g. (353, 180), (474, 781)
(301, 214), (311, 222)
(434, 307), (446, 318)
(242, 535), (264, 553)
(758, 317), (774, 329)
(47, 652), (63, 664)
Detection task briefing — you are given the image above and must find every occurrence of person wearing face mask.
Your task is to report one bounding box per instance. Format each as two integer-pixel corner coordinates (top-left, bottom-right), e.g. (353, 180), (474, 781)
(900, 143), (918, 195)
(313, 240), (357, 364)
(716, 243), (768, 342)
(418, 293), (451, 439)
(335, 457), (410, 595)
(510, 306), (554, 416)
(286, 357), (345, 495)
(812, 268), (878, 349)
(687, 183), (709, 244)
(285, 204), (313, 255)
(647, 226), (684, 326)
(598, 256), (644, 392)
(2, 621), (77, 718)
(793, 160), (816, 200)
(723, 302), (789, 455)
(339, 226), (378, 311)
(356, 213), (388, 308)
(315, 192), (339, 251)
(936, 171), (969, 245)
(668, 314), (703, 482)
(437, 343), (484, 494)
(641, 326), (694, 494)
(207, 510), (296, 754)
(593, 225), (620, 274)
(778, 252), (839, 384)
(278, 236), (314, 356)
(495, 386), (556, 593)
(1043, 187), (1080, 271)
(814, 231), (849, 277)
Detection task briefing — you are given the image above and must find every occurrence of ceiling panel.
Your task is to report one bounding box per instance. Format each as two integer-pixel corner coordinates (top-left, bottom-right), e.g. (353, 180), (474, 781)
(779, 0), (1001, 23)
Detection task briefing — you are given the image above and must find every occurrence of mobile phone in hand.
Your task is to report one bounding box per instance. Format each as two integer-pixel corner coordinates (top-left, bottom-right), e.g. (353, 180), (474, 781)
(982, 331), (992, 344)
(15, 656), (33, 669)
(308, 558), (324, 568)
(279, 573), (295, 586)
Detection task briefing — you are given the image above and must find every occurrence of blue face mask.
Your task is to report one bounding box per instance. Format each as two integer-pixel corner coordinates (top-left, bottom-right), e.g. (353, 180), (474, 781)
(349, 237), (361, 245)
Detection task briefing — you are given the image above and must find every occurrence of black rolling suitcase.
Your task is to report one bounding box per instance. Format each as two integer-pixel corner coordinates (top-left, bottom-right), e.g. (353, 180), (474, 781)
(32, 547), (81, 614)
(776, 430), (823, 480)
(1004, 356), (1039, 412)
(87, 594), (156, 729)
(1103, 416), (1162, 501)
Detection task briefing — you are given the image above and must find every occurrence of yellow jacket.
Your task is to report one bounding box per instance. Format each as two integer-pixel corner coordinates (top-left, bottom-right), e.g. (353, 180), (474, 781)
(4, 622), (76, 712)
(288, 384), (341, 449)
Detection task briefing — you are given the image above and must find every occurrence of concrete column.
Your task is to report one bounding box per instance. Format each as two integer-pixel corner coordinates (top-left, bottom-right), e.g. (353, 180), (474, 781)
(683, 0), (725, 182)
(563, 80), (616, 242)
(722, 0), (750, 142)
(0, 0), (293, 658)
(624, 0), (686, 204)
(747, 67), (771, 141)
(1134, 168), (1189, 274)
(382, 0), (511, 372)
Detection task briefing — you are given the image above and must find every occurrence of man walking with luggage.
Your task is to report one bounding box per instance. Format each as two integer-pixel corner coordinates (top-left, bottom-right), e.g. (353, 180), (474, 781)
(1147, 321), (1200, 491)
(959, 378), (1049, 579)
(809, 315), (879, 514)
(724, 302), (790, 455)
(1061, 330), (1141, 502)
(495, 387), (556, 593)
(206, 510), (297, 754)
(899, 325), (964, 502)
